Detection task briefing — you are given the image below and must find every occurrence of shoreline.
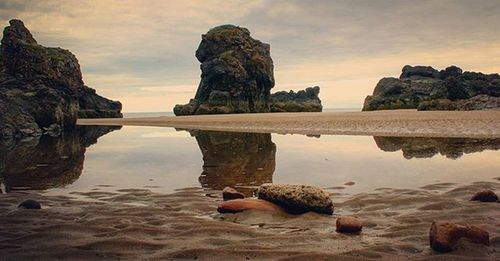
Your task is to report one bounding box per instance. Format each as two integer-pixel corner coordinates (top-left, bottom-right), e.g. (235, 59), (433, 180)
(78, 109), (500, 138)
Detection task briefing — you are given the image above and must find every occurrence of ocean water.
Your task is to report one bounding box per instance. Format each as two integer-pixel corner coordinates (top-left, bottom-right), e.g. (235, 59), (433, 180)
(1, 125), (499, 197)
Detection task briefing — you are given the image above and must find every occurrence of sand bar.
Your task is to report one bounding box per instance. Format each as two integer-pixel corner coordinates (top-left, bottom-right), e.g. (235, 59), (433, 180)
(78, 109), (500, 138)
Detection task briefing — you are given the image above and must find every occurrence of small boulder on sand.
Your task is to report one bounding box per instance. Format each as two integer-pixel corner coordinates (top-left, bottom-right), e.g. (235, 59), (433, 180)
(257, 183), (334, 215)
(217, 198), (285, 213)
(18, 199), (41, 209)
(470, 190), (498, 202)
(222, 187), (245, 201)
(336, 216), (363, 233)
(429, 221), (489, 252)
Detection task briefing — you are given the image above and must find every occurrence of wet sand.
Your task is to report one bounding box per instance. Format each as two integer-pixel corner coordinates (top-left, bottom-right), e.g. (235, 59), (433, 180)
(1, 181), (499, 260)
(77, 110), (500, 138)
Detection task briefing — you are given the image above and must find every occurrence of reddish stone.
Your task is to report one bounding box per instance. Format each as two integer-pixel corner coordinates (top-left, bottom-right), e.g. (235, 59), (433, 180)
(429, 221), (489, 252)
(222, 186), (245, 201)
(336, 216), (362, 233)
(470, 190), (498, 202)
(217, 198), (284, 213)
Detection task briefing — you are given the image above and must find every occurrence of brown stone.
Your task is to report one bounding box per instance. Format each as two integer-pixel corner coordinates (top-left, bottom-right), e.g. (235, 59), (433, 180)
(470, 190), (499, 202)
(336, 216), (362, 233)
(217, 198), (284, 214)
(222, 187), (245, 201)
(429, 221), (489, 252)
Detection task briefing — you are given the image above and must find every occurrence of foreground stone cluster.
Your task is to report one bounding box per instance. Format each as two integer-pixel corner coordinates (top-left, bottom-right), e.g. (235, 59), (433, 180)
(363, 65), (500, 111)
(217, 184), (497, 253)
(174, 25), (322, 115)
(0, 19), (122, 141)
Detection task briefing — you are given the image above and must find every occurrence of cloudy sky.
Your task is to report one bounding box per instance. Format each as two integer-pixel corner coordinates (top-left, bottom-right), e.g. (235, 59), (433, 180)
(1, 0), (499, 112)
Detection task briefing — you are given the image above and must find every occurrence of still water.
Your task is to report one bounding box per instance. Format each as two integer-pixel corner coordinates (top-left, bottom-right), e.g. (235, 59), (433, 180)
(1, 126), (499, 197)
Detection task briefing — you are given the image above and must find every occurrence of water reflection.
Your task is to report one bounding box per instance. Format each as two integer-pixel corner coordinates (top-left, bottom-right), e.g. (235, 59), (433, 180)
(1, 125), (500, 195)
(0, 126), (120, 192)
(374, 137), (500, 159)
(189, 130), (276, 195)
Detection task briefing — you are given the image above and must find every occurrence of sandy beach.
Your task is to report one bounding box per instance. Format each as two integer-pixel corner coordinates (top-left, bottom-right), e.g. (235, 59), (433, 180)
(78, 110), (500, 138)
(1, 181), (499, 260)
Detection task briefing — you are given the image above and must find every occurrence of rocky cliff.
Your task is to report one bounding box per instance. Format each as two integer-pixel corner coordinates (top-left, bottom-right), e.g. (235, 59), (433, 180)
(270, 86), (322, 112)
(174, 25), (322, 115)
(363, 65), (500, 111)
(0, 19), (122, 140)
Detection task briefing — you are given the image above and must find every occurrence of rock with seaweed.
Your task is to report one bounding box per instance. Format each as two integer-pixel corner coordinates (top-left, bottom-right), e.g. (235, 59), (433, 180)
(363, 65), (500, 111)
(0, 19), (122, 141)
(174, 25), (274, 115)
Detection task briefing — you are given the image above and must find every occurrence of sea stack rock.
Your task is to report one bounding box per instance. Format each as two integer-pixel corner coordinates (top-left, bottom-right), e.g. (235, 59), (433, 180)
(174, 25), (275, 115)
(174, 25), (323, 115)
(0, 19), (122, 140)
(362, 65), (500, 111)
(270, 86), (322, 112)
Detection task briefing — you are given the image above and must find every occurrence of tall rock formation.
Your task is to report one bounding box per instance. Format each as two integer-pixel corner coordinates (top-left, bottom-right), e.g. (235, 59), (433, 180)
(362, 65), (500, 111)
(174, 25), (274, 115)
(174, 25), (323, 115)
(0, 19), (122, 140)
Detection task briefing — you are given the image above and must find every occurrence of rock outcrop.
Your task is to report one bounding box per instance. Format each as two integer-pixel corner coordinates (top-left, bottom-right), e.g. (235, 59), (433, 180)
(174, 25), (274, 115)
(270, 86), (322, 112)
(363, 65), (500, 111)
(257, 183), (334, 215)
(0, 19), (122, 141)
(174, 25), (322, 115)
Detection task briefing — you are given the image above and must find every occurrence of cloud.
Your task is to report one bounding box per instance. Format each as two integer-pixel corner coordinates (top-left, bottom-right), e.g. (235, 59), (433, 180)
(1, 0), (499, 111)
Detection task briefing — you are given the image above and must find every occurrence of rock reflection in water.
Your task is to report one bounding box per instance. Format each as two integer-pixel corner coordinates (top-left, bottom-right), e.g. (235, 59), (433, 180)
(189, 130), (276, 196)
(0, 126), (120, 192)
(374, 136), (500, 159)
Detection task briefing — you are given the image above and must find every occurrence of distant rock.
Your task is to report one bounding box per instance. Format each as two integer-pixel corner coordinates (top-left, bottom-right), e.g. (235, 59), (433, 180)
(222, 186), (245, 201)
(270, 86), (322, 112)
(257, 183), (334, 215)
(429, 221), (489, 252)
(174, 25), (322, 115)
(217, 198), (285, 213)
(0, 19), (122, 141)
(363, 65), (500, 111)
(336, 216), (363, 233)
(470, 190), (499, 202)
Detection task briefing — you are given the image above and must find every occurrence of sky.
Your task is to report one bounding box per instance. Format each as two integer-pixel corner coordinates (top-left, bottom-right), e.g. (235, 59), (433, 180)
(1, 0), (500, 112)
